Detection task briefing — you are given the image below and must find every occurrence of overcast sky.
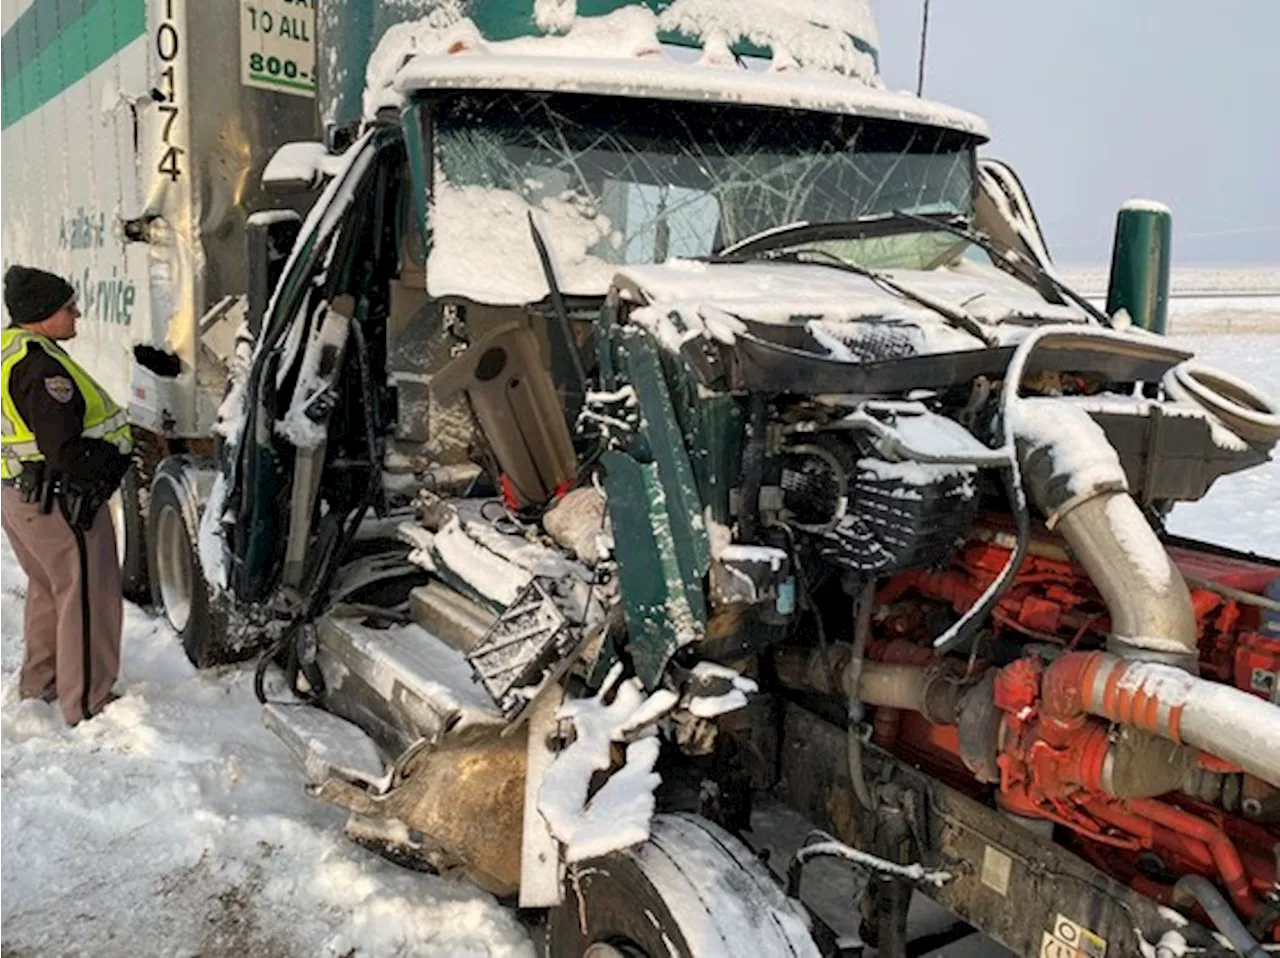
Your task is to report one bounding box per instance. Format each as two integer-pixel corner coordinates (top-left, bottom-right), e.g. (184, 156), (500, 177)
(872, 1), (1280, 267)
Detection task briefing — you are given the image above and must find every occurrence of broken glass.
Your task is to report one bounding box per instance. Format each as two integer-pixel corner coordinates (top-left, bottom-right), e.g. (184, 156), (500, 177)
(432, 91), (976, 271)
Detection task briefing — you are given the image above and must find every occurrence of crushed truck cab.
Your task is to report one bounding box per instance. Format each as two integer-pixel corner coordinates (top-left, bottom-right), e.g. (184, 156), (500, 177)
(147, 5), (1280, 958)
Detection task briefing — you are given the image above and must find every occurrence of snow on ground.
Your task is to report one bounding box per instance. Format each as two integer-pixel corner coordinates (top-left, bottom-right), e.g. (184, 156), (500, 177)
(1164, 308), (1280, 558)
(0, 546), (534, 958)
(0, 294), (1274, 957)
(1059, 265), (1280, 297)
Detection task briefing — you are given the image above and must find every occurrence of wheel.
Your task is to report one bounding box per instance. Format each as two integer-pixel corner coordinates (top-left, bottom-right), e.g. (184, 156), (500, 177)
(110, 457), (153, 605)
(546, 813), (820, 958)
(147, 456), (236, 668)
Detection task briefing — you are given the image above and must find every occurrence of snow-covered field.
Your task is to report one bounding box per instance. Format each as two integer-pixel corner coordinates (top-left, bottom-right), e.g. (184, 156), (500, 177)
(1164, 309), (1279, 557)
(1, 296), (1276, 958)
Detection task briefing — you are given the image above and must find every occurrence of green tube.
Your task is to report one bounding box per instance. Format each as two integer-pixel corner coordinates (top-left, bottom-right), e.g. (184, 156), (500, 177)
(1105, 201), (1173, 334)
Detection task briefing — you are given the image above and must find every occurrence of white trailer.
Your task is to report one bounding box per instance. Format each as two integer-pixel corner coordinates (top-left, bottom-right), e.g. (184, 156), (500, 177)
(1, 0), (319, 595)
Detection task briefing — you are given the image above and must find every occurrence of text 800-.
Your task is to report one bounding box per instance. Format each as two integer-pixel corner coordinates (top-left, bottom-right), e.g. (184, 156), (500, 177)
(248, 52), (306, 81)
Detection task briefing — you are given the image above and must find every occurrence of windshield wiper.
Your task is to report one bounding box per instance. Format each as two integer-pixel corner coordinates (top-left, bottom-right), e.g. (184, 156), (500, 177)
(712, 211), (969, 261)
(762, 247), (1000, 347)
(891, 209), (1114, 328)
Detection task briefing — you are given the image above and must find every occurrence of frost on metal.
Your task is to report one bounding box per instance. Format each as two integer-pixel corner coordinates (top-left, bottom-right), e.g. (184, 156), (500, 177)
(534, 0), (576, 34)
(1121, 198), (1172, 215)
(435, 515), (533, 606)
(537, 664), (670, 863)
(363, 11), (472, 119)
(212, 322), (254, 445)
(618, 260), (1087, 367)
(1114, 660), (1196, 708)
(197, 473), (230, 593)
(657, 0), (881, 82)
(1009, 397), (1129, 500)
(261, 142), (331, 190)
(219, 134), (377, 457)
(684, 661), (758, 719)
(277, 307), (351, 449)
(374, 3), (989, 127)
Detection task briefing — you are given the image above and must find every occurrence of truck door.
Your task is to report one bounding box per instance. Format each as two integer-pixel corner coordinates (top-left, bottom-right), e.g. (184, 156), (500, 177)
(224, 128), (404, 605)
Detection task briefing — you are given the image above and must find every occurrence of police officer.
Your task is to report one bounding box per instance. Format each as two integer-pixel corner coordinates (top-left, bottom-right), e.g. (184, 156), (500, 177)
(1, 265), (133, 726)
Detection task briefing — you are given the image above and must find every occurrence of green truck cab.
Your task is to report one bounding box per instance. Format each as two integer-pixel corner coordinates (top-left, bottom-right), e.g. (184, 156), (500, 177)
(140, 5), (1280, 957)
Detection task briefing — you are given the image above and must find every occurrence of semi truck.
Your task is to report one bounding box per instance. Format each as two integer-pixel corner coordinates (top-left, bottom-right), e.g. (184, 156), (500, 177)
(1, 0), (318, 599)
(5, 2), (1280, 956)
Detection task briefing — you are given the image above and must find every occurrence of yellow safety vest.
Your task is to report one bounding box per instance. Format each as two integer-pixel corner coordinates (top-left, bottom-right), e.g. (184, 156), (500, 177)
(0, 327), (133, 480)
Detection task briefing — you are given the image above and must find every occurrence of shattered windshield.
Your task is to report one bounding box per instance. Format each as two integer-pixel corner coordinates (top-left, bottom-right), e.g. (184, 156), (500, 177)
(427, 91), (976, 303)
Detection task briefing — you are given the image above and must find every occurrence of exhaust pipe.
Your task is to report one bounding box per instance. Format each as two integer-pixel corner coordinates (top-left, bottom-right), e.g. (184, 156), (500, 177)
(1011, 399), (1198, 670)
(773, 644), (963, 725)
(1042, 651), (1280, 789)
(776, 643), (1205, 795)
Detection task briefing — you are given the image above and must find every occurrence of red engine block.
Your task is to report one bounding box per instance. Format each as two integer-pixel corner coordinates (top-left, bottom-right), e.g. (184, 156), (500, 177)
(874, 522), (1280, 932)
(882, 528), (1280, 701)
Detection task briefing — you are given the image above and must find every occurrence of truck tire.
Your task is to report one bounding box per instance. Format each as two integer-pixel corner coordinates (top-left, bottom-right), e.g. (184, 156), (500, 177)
(546, 813), (820, 958)
(148, 456), (233, 668)
(111, 459), (152, 605)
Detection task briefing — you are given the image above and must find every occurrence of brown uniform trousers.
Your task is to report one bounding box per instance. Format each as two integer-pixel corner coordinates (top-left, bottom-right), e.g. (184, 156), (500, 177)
(2, 486), (122, 724)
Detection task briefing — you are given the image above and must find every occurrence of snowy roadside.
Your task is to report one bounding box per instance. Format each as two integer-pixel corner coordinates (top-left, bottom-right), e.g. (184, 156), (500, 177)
(0, 542), (534, 958)
(1, 317), (1275, 958)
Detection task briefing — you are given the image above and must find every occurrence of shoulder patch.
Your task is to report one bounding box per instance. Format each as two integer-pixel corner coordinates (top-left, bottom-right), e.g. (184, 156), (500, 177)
(44, 376), (75, 404)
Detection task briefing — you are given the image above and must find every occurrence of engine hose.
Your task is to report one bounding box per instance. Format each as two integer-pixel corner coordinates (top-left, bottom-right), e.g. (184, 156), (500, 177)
(931, 465), (1029, 654)
(738, 393), (769, 542)
(930, 326), (1112, 654)
(253, 629), (292, 705)
(349, 319), (385, 517)
(1163, 362), (1280, 446)
(847, 580), (876, 812)
(253, 483), (377, 706)
(1173, 875), (1265, 958)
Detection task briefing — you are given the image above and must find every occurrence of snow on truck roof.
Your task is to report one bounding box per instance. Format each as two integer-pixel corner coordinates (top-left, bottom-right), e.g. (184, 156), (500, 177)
(371, 10), (990, 139)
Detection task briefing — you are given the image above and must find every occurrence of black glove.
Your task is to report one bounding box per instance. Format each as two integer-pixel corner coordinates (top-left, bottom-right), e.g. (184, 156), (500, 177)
(59, 482), (99, 531)
(58, 443), (132, 531)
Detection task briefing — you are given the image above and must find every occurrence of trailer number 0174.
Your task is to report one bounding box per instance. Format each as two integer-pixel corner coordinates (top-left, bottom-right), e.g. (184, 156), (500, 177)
(154, 0), (183, 182)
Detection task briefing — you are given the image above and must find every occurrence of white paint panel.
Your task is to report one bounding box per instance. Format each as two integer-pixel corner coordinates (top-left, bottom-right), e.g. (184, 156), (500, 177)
(1, 0), (34, 35)
(1, 33), (151, 408)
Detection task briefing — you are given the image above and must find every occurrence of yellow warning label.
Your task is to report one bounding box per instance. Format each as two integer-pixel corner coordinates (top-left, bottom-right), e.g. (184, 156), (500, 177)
(1039, 914), (1107, 958)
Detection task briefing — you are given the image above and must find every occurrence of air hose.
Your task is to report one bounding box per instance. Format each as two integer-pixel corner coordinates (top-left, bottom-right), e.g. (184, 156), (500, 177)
(930, 466), (1029, 655)
(847, 580), (877, 811)
(1173, 875), (1265, 958)
(739, 393), (770, 542)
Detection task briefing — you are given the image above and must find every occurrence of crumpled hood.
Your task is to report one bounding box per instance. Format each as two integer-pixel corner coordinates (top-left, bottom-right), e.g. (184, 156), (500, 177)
(612, 257), (1087, 358)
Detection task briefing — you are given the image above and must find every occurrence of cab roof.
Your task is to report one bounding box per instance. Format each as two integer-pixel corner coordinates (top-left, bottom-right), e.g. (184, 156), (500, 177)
(372, 11), (989, 140)
(395, 54), (989, 139)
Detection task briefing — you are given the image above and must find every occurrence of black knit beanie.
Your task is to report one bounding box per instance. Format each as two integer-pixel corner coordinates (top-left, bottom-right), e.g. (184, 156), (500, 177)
(4, 265), (76, 325)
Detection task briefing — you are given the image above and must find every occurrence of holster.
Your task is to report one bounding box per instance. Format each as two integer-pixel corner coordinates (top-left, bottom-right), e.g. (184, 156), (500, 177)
(59, 478), (105, 531)
(58, 450), (133, 531)
(16, 461), (61, 517)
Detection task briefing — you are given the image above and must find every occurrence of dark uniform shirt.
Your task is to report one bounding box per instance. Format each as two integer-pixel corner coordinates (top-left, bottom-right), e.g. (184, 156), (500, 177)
(7, 329), (126, 482)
